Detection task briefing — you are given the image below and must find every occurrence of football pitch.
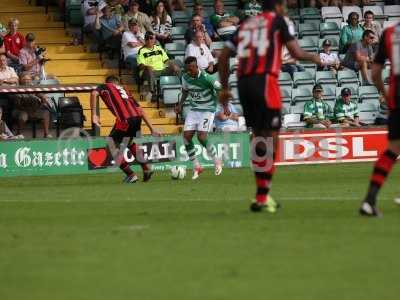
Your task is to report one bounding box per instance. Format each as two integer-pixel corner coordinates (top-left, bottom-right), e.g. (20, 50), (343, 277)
(1, 163), (400, 299)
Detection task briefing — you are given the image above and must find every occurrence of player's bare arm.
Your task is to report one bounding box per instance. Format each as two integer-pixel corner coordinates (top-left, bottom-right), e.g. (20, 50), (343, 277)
(90, 89), (101, 127)
(286, 39), (322, 66)
(175, 89), (189, 114)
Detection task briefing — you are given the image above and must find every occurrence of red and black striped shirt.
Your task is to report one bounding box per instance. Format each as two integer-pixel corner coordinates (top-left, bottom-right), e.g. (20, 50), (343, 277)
(375, 23), (400, 110)
(97, 83), (143, 121)
(226, 12), (294, 78)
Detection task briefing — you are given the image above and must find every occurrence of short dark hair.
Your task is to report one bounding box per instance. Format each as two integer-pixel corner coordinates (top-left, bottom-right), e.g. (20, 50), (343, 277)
(105, 75), (121, 84)
(364, 10), (374, 18)
(25, 32), (35, 42)
(263, 0), (284, 11)
(185, 56), (197, 65)
(145, 31), (154, 40)
(363, 29), (375, 39)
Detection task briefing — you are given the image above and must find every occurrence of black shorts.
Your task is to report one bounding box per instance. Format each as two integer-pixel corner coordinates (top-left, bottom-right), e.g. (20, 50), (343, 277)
(109, 117), (142, 145)
(238, 74), (282, 131)
(388, 109), (400, 140)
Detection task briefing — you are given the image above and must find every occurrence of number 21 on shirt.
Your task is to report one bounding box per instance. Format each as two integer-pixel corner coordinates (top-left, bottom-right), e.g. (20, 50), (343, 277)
(237, 20), (270, 59)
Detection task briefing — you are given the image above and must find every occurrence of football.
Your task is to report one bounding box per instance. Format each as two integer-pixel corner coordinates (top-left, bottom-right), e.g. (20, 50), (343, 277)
(170, 166), (186, 180)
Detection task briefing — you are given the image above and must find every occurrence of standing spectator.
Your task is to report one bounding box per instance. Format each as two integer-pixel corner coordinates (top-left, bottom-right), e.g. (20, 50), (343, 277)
(18, 33), (43, 80)
(95, 5), (124, 59)
(137, 31), (180, 101)
(150, 1), (172, 47)
(215, 101), (245, 132)
(123, 1), (152, 34)
(334, 87), (361, 127)
(303, 84), (334, 129)
(339, 11), (364, 54)
(281, 46), (305, 78)
(185, 31), (216, 73)
(0, 54), (19, 86)
(342, 30), (375, 85)
(319, 39), (341, 74)
(82, 0), (106, 34)
(122, 19), (144, 82)
(193, 4), (216, 40)
(362, 11), (382, 45)
(3, 19), (25, 72)
(210, 0), (239, 40)
(12, 74), (52, 138)
(185, 15), (212, 47)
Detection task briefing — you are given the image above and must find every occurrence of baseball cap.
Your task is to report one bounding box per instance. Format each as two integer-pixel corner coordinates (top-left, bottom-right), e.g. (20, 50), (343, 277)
(341, 87), (352, 96)
(322, 39), (332, 47)
(313, 84), (324, 92)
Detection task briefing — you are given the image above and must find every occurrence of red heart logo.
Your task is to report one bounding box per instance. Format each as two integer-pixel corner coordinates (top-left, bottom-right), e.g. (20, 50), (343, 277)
(88, 148), (108, 168)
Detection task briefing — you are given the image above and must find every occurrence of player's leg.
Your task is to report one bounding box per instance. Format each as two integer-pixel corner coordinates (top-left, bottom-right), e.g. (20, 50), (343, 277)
(183, 129), (203, 179)
(360, 109), (400, 216)
(196, 112), (222, 175)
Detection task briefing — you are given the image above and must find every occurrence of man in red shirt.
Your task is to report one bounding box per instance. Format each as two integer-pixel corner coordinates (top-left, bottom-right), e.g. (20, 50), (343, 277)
(90, 75), (160, 183)
(3, 19), (25, 70)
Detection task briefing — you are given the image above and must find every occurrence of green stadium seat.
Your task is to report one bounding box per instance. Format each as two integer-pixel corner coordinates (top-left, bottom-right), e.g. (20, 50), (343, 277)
(290, 101), (306, 114)
(172, 26), (187, 41)
(283, 113), (306, 128)
(359, 111), (378, 124)
(293, 70), (315, 87)
(299, 23), (320, 38)
(160, 76), (182, 105)
(338, 70), (359, 86)
(359, 100), (380, 112)
(298, 37), (319, 53)
(323, 86), (336, 102)
(300, 7), (321, 22)
(382, 68), (390, 84)
(320, 22), (340, 37)
(172, 11), (190, 25)
(292, 87), (313, 103)
(279, 72), (293, 87)
(280, 86), (292, 102)
(165, 42), (186, 56)
(359, 86), (380, 101)
(316, 70), (337, 85)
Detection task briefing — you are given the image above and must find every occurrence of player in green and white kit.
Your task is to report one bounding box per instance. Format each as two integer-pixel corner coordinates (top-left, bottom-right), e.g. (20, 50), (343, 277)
(175, 56), (223, 179)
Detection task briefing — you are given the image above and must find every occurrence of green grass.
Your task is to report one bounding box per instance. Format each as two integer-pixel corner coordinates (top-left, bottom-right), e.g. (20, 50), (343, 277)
(1, 163), (400, 300)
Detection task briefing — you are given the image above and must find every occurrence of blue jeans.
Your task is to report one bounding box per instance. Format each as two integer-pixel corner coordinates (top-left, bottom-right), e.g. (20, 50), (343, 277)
(281, 64), (305, 78)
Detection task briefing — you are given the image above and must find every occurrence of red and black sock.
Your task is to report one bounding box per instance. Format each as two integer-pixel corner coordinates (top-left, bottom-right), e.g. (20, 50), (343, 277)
(366, 149), (398, 205)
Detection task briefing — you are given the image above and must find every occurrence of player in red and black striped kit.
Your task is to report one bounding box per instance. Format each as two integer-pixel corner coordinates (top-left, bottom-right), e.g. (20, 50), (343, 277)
(90, 75), (160, 183)
(360, 24), (400, 216)
(219, 0), (321, 213)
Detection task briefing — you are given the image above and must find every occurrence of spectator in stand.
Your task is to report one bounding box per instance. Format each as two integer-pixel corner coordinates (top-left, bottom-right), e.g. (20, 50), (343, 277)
(137, 0), (153, 16)
(0, 22), (6, 36)
(193, 4), (216, 40)
(137, 31), (180, 101)
(185, 14), (212, 47)
(150, 1), (172, 47)
(303, 84), (334, 129)
(319, 39), (341, 74)
(342, 30), (375, 85)
(18, 33), (45, 80)
(0, 54), (19, 86)
(339, 11), (364, 54)
(82, 0), (106, 34)
(3, 19), (25, 72)
(0, 107), (22, 140)
(95, 5), (124, 59)
(108, 0), (125, 18)
(241, 0), (262, 17)
(334, 87), (361, 127)
(12, 74), (52, 138)
(122, 19), (144, 82)
(185, 30), (216, 74)
(210, 0), (239, 40)
(215, 101), (245, 132)
(123, 1), (152, 34)
(281, 46), (305, 78)
(362, 10), (382, 45)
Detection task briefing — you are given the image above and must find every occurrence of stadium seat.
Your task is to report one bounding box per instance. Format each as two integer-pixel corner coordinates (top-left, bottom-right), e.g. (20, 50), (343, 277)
(279, 72), (293, 87)
(338, 70), (359, 86)
(172, 11), (190, 25)
(292, 87), (313, 103)
(298, 37), (319, 53)
(359, 111), (378, 124)
(300, 7), (321, 22)
(291, 101), (307, 114)
(171, 26), (187, 41)
(280, 86), (292, 103)
(384, 5), (400, 18)
(210, 41), (225, 51)
(283, 113), (306, 128)
(342, 6), (362, 21)
(316, 70), (337, 85)
(363, 6), (386, 22)
(293, 70), (315, 87)
(359, 86), (380, 101)
(165, 42), (186, 56)
(298, 61), (317, 73)
(229, 57), (238, 73)
(323, 86), (337, 102)
(299, 23), (320, 38)
(382, 68), (390, 84)
(160, 76), (182, 105)
(228, 74), (237, 88)
(321, 6), (343, 26)
(320, 22), (340, 37)
(359, 100), (380, 112)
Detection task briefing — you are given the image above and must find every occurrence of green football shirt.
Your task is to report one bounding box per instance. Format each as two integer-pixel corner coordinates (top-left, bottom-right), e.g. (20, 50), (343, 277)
(182, 70), (221, 112)
(303, 98), (333, 127)
(334, 98), (359, 121)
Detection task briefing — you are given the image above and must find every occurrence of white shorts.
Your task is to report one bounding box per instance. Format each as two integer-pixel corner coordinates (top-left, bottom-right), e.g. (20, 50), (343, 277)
(184, 111), (215, 132)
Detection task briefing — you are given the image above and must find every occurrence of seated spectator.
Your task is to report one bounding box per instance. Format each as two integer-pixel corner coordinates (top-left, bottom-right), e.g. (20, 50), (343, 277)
(137, 0), (153, 16)
(185, 31), (216, 73)
(0, 37), (6, 56)
(185, 15), (212, 47)
(82, 0), (106, 34)
(319, 39), (341, 74)
(0, 107), (23, 140)
(18, 33), (47, 81)
(12, 74), (52, 138)
(342, 30), (375, 85)
(362, 11), (382, 45)
(108, 0), (125, 18)
(95, 5), (124, 59)
(122, 19), (144, 82)
(0, 54), (19, 86)
(303, 84), (334, 129)
(150, 1), (172, 47)
(242, 0), (262, 18)
(339, 12), (364, 54)
(334, 87), (361, 127)
(210, 0), (239, 41)
(123, 1), (152, 34)
(193, 4), (216, 40)
(137, 31), (180, 101)
(375, 95), (388, 125)
(215, 102), (245, 132)
(3, 19), (25, 72)
(281, 46), (305, 78)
